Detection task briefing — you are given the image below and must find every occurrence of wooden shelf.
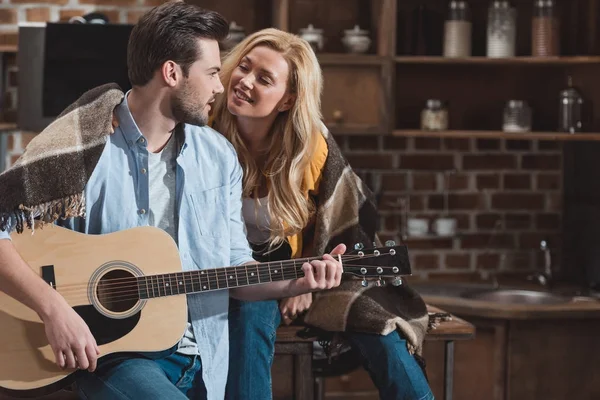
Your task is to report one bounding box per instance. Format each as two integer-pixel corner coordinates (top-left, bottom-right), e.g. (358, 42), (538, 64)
(394, 56), (600, 65)
(317, 53), (386, 66)
(0, 45), (17, 53)
(392, 129), (600, 141)
(0, 123), (17, 132)
(326, 123), (385, 135)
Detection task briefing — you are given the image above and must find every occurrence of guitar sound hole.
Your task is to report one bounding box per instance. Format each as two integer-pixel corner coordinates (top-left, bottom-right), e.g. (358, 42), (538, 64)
(96, 269), (139, 313)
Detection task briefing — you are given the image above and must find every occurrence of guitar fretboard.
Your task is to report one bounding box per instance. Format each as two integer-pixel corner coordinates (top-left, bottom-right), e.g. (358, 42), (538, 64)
(137, 258), (318, 299)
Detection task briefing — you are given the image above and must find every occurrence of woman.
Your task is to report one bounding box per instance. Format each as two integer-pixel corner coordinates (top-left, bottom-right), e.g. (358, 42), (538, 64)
(211, 28), (433, 400)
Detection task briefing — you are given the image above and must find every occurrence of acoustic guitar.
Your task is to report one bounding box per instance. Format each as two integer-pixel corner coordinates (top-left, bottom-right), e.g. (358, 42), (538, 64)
(0, 224), (410, 397)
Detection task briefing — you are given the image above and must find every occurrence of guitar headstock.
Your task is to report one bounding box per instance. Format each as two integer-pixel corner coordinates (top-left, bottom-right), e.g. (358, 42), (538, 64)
(341, 241), (411, 287)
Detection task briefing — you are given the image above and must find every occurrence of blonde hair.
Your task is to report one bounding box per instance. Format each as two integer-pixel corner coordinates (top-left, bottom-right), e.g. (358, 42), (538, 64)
(211, 28), (323, 247)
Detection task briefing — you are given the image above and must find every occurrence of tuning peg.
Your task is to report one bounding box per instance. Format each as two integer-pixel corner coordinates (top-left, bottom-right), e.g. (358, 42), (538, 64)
(391, 277), (403, 286)
(385, 240), (396, 247)
(375, 278), (385, 287)
(361, 279), (368, 287)
(354, 243), (364, 250)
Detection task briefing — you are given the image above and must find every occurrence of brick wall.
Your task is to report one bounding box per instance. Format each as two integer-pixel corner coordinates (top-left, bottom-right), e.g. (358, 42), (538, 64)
(0, 1), (563, 277)
(338, 135), (563, 278)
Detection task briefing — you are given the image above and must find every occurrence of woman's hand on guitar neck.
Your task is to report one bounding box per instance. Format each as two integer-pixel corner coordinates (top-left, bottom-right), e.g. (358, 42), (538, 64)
(41, 295), (100, 372)
(288, 243), (346, 297)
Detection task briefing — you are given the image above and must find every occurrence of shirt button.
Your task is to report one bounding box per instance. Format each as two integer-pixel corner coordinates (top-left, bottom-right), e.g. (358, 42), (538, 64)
(139, 209), (146, 215)
(138, 137), (145, 144)
(141, 168), (147, 174)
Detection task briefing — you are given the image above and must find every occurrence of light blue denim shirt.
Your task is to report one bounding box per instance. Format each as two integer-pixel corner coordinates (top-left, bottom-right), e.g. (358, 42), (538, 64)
(0, 95), (254, 399)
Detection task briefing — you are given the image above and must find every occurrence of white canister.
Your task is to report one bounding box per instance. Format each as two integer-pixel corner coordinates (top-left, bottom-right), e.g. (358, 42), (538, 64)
(299, 24), (324, 52)
(407, 218), (429, 237)
(433, 218), (457, 237)
(341, 25), (371, 54)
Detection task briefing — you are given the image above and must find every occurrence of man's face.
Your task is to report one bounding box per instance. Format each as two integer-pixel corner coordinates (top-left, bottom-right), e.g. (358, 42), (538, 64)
(171, 38), (224, 126)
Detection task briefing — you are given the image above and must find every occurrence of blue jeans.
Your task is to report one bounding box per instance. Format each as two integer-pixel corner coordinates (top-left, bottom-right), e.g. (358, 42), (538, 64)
(76, 350), (207, 400)
(226, 298), (434, 400)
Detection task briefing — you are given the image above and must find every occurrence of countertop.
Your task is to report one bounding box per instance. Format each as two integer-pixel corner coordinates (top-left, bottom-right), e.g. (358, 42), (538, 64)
(409, 278), (600, 320)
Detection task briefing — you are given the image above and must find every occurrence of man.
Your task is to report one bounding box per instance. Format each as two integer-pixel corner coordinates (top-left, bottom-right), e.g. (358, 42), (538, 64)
(0, 2), (344, 399)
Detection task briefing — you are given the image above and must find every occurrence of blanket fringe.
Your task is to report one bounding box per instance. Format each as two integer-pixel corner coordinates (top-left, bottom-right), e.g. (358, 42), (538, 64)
(0, 193), (85, 233)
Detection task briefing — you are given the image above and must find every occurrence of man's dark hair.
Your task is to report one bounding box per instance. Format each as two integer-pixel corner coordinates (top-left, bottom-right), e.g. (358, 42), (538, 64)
(127, 1), (229, 86)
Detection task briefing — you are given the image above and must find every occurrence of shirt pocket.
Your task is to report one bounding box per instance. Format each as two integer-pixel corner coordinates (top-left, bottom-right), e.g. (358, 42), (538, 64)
(189, 186), (228, 238)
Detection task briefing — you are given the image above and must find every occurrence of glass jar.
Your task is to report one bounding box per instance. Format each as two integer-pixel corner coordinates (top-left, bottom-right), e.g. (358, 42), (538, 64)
(487, 1), (517, 58)
(443, 1), (472, 58)
(532, 0), (559, 56)
(558, 77), (584, 133)
(421, 99), (449, 131)
(503, 100), (532, 132)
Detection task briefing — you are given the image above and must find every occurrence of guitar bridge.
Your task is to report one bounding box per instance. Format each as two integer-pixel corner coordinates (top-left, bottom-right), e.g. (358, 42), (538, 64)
(41, 265), (56, 289)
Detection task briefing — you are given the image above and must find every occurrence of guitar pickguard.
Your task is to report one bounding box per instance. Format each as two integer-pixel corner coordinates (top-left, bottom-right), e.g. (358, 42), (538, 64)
(74, 305), (141, 345)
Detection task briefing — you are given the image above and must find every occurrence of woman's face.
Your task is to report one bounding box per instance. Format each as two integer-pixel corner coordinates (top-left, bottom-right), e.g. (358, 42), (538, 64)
(227, 46), (294, 119)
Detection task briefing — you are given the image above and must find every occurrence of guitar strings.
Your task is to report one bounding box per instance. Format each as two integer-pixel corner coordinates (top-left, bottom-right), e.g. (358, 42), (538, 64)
(55, 252), (396, 290)
(58, 261), (400, 305)
(57, 259), (400, 301)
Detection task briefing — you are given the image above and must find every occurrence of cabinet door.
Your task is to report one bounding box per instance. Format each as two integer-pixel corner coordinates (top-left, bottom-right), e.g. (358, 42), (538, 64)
(422, 317), (508, 400)
(321, 64), (389, 134)
(507, 319), (600, 400)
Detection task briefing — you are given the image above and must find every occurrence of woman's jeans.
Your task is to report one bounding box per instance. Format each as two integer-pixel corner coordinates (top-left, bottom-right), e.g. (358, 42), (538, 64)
(226, 298), (434, 400)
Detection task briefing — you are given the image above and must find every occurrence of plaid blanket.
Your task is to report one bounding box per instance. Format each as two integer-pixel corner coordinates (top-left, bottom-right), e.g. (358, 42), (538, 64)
(0, 83), (430, 355)
(301, 130), (429, 355)
(0, 83), (124, 233)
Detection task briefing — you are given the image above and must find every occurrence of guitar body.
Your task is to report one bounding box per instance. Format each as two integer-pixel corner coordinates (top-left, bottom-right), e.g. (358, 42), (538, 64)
(0, 224), (411, 397)
(0, 225), (187, 397)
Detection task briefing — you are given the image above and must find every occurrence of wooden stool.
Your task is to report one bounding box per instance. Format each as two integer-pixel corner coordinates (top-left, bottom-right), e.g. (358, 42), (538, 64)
(274, 325), (317, 400)
(425, 306), (476, 400)
(272, 305), (475, 400)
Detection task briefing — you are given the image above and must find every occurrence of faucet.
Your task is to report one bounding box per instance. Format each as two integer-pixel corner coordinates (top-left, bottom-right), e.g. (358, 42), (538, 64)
(529, 240), (552, 287)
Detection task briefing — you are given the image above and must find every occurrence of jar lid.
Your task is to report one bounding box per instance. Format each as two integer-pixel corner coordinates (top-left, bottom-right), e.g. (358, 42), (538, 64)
(426, 99), (445, 109)
(450, 0), (469, 9)
(560, 88), (582, 98)
(491, 1), (511, 8)
(344, 25), (369, 36)
(507, 100), (528, 107)
(299, 24), (323, 34)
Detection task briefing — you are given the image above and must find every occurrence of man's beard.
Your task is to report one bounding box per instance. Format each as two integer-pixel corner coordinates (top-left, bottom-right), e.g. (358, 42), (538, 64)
(171, 82), (209, 127)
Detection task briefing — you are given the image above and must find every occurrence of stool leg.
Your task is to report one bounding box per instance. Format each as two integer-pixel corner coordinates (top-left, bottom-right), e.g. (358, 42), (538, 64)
(314, 376), (325, 400)
(443, 340), (455, 400)
(294, 346), (314, 400)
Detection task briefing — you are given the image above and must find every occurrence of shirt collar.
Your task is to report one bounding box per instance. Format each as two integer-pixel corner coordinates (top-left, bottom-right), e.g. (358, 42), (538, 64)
(116, 90), (144, 149)
(116, 90), (187, 155)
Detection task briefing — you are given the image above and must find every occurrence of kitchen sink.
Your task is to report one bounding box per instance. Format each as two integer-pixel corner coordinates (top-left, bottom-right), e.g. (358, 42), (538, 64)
(460, 289), (571, 305)
(411, 282), (599, 305)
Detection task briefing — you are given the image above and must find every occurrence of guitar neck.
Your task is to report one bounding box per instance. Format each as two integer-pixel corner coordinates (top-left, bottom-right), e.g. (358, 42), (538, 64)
(137, 256), (323, 299)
